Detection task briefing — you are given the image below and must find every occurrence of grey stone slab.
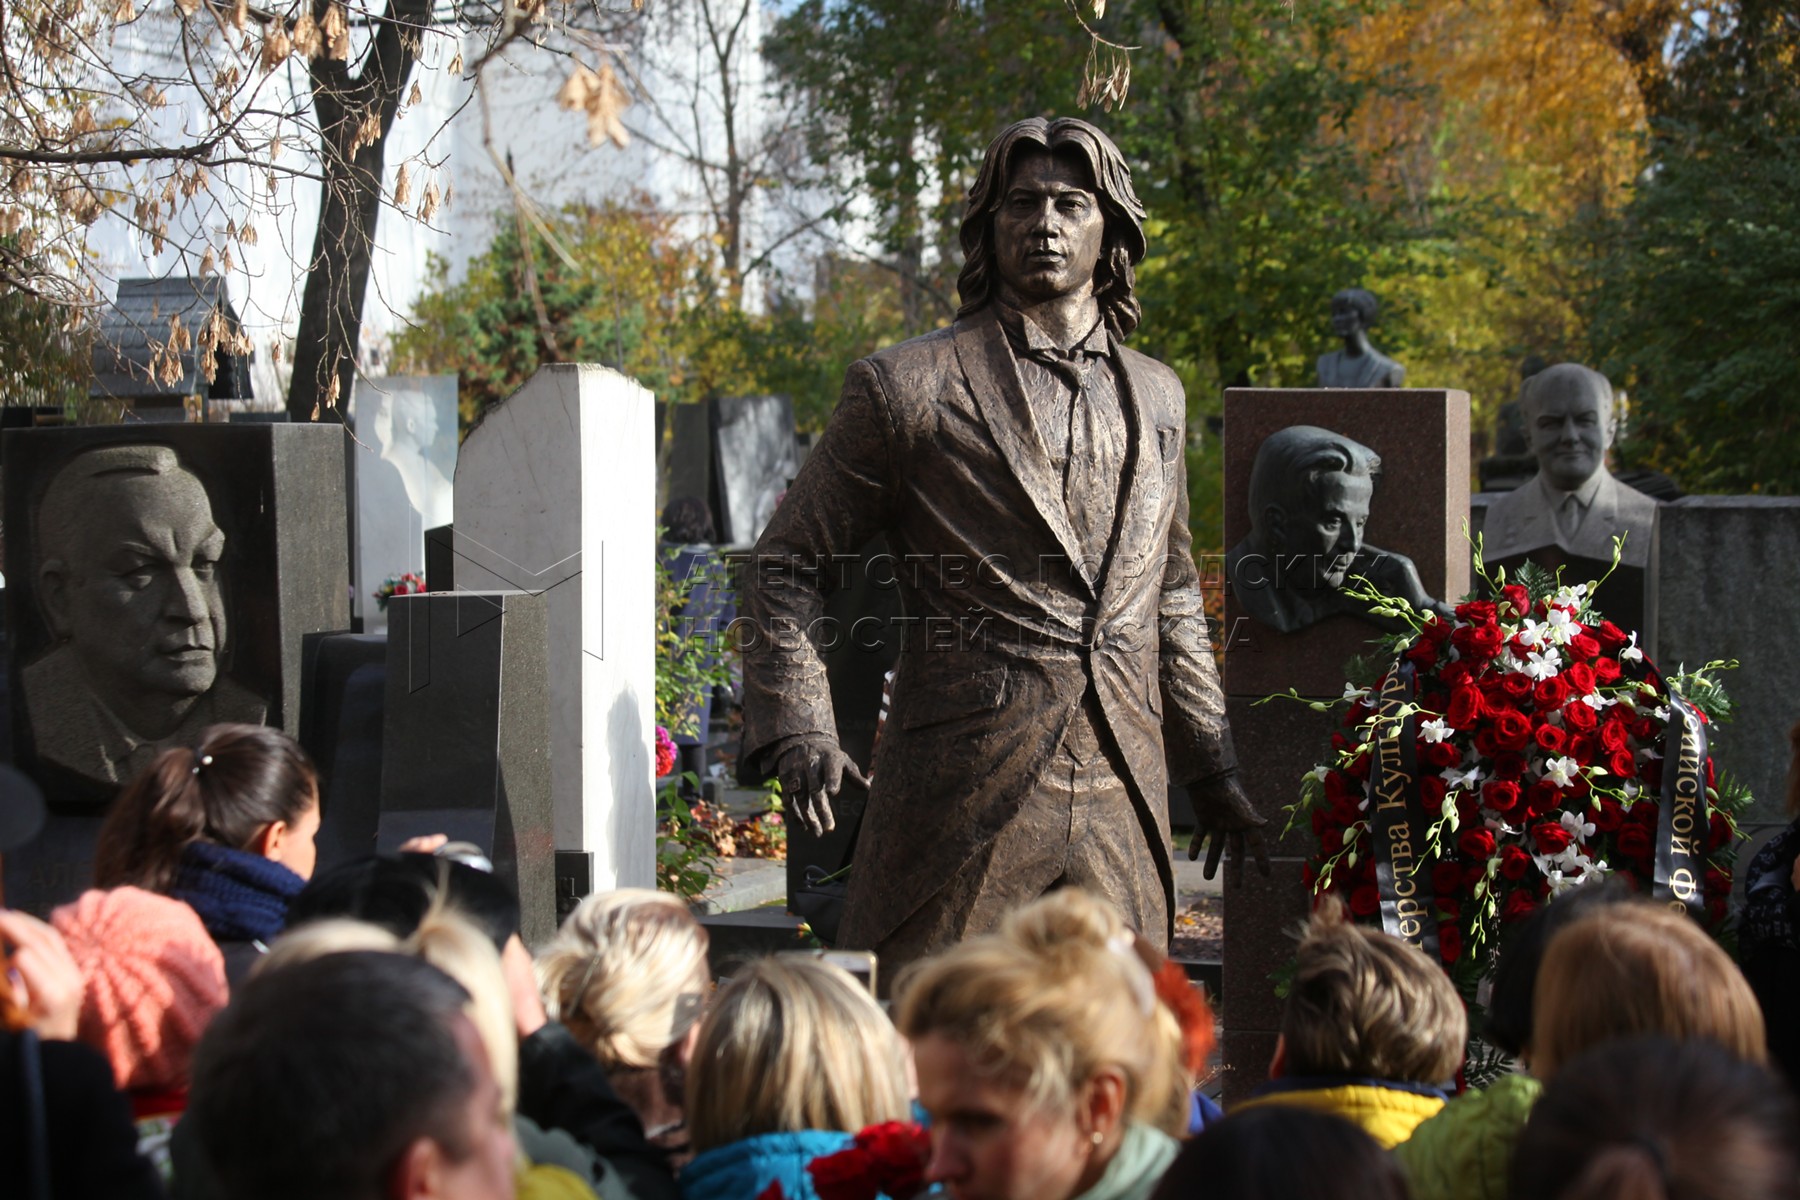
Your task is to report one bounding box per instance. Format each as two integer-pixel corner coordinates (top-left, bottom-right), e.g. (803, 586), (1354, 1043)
(711, 395), (800, 548)
(1649, 497), (1800, 825)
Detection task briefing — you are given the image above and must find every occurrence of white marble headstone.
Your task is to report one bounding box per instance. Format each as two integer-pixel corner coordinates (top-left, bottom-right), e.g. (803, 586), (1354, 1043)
(351, 375), (457, 631)
(451, 364), (656, 890)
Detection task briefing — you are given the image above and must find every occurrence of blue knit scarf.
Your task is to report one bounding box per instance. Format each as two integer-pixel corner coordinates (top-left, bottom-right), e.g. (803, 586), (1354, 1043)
(170, 841), (306, 944)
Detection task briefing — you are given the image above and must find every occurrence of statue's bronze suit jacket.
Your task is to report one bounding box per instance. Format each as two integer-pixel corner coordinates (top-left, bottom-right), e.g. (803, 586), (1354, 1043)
(740, 306), (1237, 948)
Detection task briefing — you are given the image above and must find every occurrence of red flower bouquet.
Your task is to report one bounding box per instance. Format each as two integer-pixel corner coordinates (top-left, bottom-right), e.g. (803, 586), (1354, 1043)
(1284, 550), (1748, 979)
(806, 1121), (932, 1200)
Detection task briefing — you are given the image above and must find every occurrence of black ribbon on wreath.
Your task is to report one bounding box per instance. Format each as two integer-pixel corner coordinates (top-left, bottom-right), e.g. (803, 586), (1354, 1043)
(1653, 691), (1710, 916)
(1365, 659), (1441, 960)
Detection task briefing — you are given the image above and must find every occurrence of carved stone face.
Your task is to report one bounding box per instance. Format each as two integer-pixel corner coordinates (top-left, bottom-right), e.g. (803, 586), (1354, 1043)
(1529, 373), (1614, 492)
(44, 466), (227, 704)
(992, 148), (1107, 305)
(1276, 470), (1372, 590)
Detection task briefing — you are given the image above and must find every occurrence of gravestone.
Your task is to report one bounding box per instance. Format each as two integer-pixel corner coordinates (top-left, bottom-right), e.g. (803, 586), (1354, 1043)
(1649, 498), (1800, 831)
(712, 395), (800, 548)
(298, 630), (388, 872)
(2, 424), (349, 911)
(1220, 388), (1469, 1102)
(350, 376), (457, 632)
(451, 364), (657, 896)
(378, 591), (555, 945)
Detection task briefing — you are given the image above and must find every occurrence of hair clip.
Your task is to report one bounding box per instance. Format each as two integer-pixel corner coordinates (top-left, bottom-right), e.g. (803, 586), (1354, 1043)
(191, 753), (214, 777)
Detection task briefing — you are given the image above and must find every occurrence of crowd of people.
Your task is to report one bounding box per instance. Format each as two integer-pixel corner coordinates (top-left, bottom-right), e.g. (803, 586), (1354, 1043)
(5, 720), (1800, 1200)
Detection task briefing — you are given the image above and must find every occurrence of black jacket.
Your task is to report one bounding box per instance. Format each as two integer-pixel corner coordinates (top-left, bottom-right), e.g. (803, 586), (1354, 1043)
(1, 1028), (164, 1200)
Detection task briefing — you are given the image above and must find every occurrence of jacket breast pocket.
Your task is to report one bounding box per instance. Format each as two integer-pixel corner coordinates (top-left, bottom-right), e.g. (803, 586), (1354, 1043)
(897, 665), (1009, 731)
(1157, 424), (1184, 486)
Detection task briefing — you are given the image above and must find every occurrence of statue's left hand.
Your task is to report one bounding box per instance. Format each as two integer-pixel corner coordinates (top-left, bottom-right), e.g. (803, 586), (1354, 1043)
(1186, 773), (1271, 883)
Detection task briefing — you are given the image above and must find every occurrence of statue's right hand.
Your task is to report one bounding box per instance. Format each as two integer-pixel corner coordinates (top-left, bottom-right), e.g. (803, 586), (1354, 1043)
(776, 736), (869, 838)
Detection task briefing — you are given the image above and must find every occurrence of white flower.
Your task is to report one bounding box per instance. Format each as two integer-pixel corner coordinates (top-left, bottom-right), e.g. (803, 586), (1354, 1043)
(1342, 682), (1370, 703)
(1525, 647), (1563, 680)
(1544, 755), (1582, 787)
(1419, 717), (1453, 744)
(1654, 705), (1671, 723)
(1442, 764), (1482, 791)
(1622, 780), (1640, 800)
(1497, 650), (1528, 675)
(1620, 631), (1644, 663)
(1516, 619), (1547, 650)
(1581, 692), (1611, 710)
(1559, 810), (1597, 842)
(1308, 765), (1332, 785)
(1544, 607), (1577, 645)
(1553, 583), (1589, 608)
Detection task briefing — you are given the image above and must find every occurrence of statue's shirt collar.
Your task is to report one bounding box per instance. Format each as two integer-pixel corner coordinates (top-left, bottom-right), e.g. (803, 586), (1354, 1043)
(993, 301), (1110, 360)
(1533, 466), (1606, 512)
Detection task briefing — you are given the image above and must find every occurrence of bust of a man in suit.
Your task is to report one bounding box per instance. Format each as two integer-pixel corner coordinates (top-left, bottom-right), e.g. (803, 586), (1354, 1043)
(1482, 363), (1657, 569)
(1227, 426), (1449, 634)
(1318, 287), (1405, 389)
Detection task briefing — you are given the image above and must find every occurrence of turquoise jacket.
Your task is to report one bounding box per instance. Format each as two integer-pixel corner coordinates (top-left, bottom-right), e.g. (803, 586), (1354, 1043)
(680, 1131), (864, 1200)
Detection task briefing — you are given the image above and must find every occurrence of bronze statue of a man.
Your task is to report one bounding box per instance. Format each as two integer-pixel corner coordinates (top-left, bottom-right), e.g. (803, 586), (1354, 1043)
(737, 117), (1266, 971)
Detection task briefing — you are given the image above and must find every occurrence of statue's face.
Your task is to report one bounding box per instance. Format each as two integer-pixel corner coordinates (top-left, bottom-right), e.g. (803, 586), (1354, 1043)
(52, 469), (227, 705)
(1277, 470), (1372, 590)
(1529, 379), (1613, 491)
(992, 148), (1107, 306)
(1330, 294), (1366, 337)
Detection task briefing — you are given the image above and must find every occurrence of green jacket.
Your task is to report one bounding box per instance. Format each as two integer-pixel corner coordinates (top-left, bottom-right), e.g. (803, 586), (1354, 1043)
(1393, 1073), (1542, 1200)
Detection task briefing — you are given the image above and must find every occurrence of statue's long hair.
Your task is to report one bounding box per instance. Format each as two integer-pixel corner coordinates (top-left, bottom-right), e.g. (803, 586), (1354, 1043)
(956, 117), (1148, 340)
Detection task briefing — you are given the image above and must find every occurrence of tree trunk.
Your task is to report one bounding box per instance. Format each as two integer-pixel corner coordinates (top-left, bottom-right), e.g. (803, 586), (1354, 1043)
(286, 0), (432, 422)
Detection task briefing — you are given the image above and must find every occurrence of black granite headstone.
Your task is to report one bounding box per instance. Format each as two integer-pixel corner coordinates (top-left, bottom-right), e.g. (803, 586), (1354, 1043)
(711, 395), (799, 548)
(2, 424), (348, 912)
(378, 592), (555, 944)
(299, 630), (387, 872)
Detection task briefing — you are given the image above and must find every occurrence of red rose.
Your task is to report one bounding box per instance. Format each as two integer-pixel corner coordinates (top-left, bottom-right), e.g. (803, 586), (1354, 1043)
(1599, 720), (1630, 753)
(1705, 868), (1732, 899)
(1502, 889), (1540, 922)
(1500, 673), (1535, 701)
(1447, 686), (1483, 731)
(1459, 827), (1498, 860)
(1350, 885), (1380, 917)
(1707, 758), (1717, 789)
(1566, 734), (1598, 765)
(1419, 740), (1462, 769)
(1438, 897), (1462, 920)
(1533, 677), (1571, 711)
(1422, 614), (1455, 645)
(1569, 633), (1602, 661)
(1564, 701), (1598, 732)
(1483, 779), (1523, 815)
(1455, 599), (1498, 625)
(1593, 798), (1625, 832)
(1628, 717), (1658, 742)
(1633, 798), (1659, 826)
(1491, 751), (1528, 780)
(1593, 657), (1623, 684)
(1404, 639), (1439, 670)
(1493, 709), (1533, 751)
(1452, 622), (1505, 662)
(1596, 620), (1629, 649)
(1708, 896), (1729, 926)
(1617, 824), (1653, 860)
(1319, 826), (1344, 856)
(1502, 584), (1531, 618)
(1438, 922), (1463, 964)
(1440, 662), (1474, 689)
(1463, 863), (1488, 889)
(1564, 663), (1597, 695)
(807, 1150), (875, 1200)
(1526, 780), (1563, 818)
(1499, 843), (1532, 881)
(1420, 774), (1449, 809)
(1344, 752), (1372, 781)
(1608, 749), (1637, 780)
(1433, 862), (1465, 895)
(1533, 821), (1573, 854)
(1474, 729), (1503, 758)
(1534, 724), (1568, 755)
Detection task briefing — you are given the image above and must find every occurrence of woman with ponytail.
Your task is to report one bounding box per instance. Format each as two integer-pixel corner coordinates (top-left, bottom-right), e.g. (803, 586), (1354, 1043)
(94, 722), (321, 983)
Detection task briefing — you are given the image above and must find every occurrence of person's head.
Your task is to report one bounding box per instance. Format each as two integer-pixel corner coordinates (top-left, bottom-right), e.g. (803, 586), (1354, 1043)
(35, 444), (228, 713)
(93, 723), (322, 892)
(896, 891), (1174, 1200)
(1329, 288), (1379, 338)
(1149, 1107), (1409, 1200)
(685, 955), (910, 1154)
(660, 497), (716, 546)
(1276, 899), (1465, 1085)
(264, 908), (521, 1114)
(1483, 879), (1636, 1060)
(998, 888), (1191, 1135)
(1521, 363), (1617, 492)
(1531, 899), (1766, 1079)
(51, 885), (228, 1092)
(189, 951), (515, 1200)
(538, 888), (710, 1074)
(1510, 1036), (1800, 1200)
(289, 852), (521, 954)
(1245, 426), (1382, 591)
(958, 117), (1147, 339)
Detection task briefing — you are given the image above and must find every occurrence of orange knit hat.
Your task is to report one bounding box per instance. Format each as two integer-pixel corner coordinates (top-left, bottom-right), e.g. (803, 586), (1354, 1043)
(51, 886), (228, 1092)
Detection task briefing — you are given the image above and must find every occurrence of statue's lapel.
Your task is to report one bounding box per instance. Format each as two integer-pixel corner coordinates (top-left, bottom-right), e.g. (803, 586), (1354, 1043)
(953, 311), (1090, 586)
(1097, 347), (1159, 616)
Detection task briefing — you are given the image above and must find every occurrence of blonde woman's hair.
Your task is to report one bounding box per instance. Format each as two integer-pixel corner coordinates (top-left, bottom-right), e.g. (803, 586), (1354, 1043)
(1532, 899), (1767, 1079)
(537, 888), (711, 1071)
(1281, 899), (1466, 1084)
(258, 905), (521, 1111)
(685, 956), (911, 1152)
(996, 889), (1188, 1134)
(896, 889), (1171, 1124)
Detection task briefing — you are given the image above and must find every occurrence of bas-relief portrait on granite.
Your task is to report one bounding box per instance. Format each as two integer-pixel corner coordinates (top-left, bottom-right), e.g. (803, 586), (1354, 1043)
(1227, 425), (1451, 636)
